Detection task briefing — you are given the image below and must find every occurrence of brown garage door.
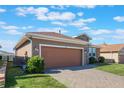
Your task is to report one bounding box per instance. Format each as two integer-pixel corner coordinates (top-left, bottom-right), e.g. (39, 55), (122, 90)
(119, 55), (124, 64)
(41, 46), (82, 68)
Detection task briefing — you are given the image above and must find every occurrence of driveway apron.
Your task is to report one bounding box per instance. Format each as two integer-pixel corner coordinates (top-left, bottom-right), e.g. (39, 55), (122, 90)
(46, 66), (124, 88)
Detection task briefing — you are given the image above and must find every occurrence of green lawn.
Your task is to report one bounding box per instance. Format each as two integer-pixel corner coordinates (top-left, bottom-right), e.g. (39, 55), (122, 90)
(96, 63), (124, 76)
(5, 62), (66, 88)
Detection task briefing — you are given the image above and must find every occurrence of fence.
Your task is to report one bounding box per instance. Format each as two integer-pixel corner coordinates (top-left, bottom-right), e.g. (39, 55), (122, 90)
(0, 61), (7, 88)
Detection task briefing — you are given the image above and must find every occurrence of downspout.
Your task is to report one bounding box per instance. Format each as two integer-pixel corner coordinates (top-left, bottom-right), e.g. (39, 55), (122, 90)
(27, 37), (32, 57)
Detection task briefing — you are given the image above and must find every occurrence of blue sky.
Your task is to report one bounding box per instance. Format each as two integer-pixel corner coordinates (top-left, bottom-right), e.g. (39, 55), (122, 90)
(0, 5), (124, 52)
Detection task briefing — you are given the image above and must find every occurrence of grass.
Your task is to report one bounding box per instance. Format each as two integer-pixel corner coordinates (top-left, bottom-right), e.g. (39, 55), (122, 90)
(5, 62), (66, 88)
(96, 63), (124, 76)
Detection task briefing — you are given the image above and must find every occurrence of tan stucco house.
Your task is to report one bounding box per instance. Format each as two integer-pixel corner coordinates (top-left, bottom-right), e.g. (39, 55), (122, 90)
(14, 32), (99, 68)
(100, 44), (124, 64)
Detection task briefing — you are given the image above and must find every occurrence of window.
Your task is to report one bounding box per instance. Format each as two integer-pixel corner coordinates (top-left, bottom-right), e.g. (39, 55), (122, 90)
(89, 48), (92, 53)
(89, 53), (92, 56)
(92, 48), (96, 53)
(88, 48), (96, 57)
(93, 53), (96, 56)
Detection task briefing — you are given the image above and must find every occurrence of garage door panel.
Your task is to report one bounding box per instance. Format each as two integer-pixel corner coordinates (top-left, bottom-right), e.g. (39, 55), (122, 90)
(41, 46), (82, 68)
(119, 55), (124, 64)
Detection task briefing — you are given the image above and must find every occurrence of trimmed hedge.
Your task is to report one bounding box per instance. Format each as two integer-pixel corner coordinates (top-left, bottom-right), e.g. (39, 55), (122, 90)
(98, 56), (105, 63)
(89, 57), (97, 64)
(26, 56), (44, 73)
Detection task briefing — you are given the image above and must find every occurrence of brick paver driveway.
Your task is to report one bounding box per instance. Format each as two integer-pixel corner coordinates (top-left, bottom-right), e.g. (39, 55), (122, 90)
(46, 66), (124, 88)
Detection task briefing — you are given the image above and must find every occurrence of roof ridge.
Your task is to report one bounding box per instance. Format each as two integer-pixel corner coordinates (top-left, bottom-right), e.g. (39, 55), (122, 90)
(28, 31), (77, 39)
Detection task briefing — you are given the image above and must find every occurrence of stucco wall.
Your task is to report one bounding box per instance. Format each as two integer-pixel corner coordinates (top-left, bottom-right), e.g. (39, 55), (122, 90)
(31, 38), (88, 64)
(119, 48), (124, 55)
(31, 38), (86, 55)
(15, 40), (32, 57)
(100, 52), (119, 63)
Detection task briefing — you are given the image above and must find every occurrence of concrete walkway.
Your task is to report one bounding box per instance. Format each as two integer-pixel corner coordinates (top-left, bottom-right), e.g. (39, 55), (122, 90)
(46, 66), (124, 88)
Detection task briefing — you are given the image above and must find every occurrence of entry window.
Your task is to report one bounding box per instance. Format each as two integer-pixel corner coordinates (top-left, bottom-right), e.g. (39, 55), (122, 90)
(88, 48), (96, 57)
(93, 53), (96, 56)
(89, 53), (92, 56)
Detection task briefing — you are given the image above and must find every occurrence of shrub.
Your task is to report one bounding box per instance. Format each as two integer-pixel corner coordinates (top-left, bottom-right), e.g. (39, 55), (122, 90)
(89, 57), (97, 64)
(26, 56), (44, 73)
(98, 56), (105, 63)
(0, 56), (2, 60)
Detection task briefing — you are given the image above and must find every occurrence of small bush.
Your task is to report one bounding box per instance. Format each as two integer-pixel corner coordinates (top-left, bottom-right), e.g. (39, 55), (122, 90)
(26, 56), (44, 73)
(89, 57), (97, 64)
(98, 56), (105, 63)
(0, 56), (2, 60)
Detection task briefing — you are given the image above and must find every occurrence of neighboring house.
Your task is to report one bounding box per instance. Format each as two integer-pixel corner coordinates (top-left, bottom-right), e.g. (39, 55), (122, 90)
(0, 50), (14, 61)
(14, 32), (100, 68)
(99, 44), (124, 64)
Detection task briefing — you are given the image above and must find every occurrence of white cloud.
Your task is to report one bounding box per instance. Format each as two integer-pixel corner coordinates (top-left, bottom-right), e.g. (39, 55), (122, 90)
(116, 29), (124, 34)
(0, 21), (33, 35)
(69, 19), (86, 27)
(0, 8), (6, 13)
(16, 7), (49, 17)
(21, 26), (33, 30)
(80, 26), (90, 30)
(86, 28), (124, 43)
(16, 7), (27, 16)
(112, 29), (124, 41)
(51, 17), (96, 28)
(1, 25), (19, 30)
(112, 35), (124, 42)
(51, 21), (66, 26)
(69, 18), (96, 27)
(5, 30), (23, 35)
(81, 18), (96, 23)
(37, 27), (68, 33)
(0, 40), (17, 52)
(75, 5), (96, 9)
(50, 5), (68, 10)
(112, 35), (124, 40)
(77, 12), (83, 16)
(92, 37), (105, 40)
(92, 29), (111, 35)
(16, 7), (75, 21)
(113, 16), (124, 22)
(0, 21), (6, 25)
(46, 12), (75, 21)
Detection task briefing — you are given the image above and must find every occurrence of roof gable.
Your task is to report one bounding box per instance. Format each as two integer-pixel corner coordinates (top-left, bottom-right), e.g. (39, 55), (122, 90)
(15, 32), (89, 49)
